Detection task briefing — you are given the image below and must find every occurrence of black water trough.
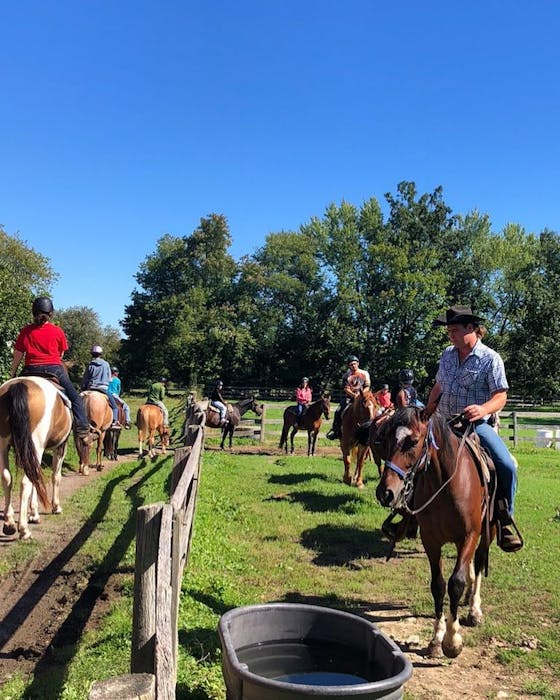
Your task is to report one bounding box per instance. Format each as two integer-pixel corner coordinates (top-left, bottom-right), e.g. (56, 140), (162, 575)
(218, 603), (413, 700)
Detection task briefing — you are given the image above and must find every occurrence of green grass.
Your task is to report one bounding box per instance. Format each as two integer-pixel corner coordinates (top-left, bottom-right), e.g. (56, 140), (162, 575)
(1, 399), (560, 699)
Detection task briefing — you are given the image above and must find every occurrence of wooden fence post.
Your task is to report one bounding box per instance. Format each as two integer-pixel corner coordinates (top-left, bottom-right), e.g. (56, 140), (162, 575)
(512, 411), (518, 449)
(260, 404), (267, 442)
(89, 673), (155, 700)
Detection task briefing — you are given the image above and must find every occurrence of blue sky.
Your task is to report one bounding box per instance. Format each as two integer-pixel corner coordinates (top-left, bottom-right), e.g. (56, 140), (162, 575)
(1, 1), (559, 330)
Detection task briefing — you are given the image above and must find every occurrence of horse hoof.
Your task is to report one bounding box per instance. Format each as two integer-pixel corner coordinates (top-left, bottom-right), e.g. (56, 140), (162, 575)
(97, 465), (104, 472)
(427, 641), (444, 658)
(28, 515), (41, 524)
(356, 481), (365, 489)
(3, 523), (17, 536)
(82, 467), (90, 476)
(343, 475), (352, 486)
(467, 610), (483, 627)
(442, 637), (463, 658)
(19, 529), (32, 541)
(52, 506), (63, 515)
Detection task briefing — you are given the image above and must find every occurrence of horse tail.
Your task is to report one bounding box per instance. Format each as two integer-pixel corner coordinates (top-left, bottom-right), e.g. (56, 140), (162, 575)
(279, 422), (288, 449)
(7, 382), (49, 509)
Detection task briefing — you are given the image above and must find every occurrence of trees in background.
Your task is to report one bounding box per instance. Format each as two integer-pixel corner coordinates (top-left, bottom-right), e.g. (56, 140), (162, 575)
(118, 181), (560, 400)
(5, 183), (560, 401)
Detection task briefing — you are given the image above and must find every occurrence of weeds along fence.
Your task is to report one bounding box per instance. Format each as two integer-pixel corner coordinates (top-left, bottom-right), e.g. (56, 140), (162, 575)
(89, 421), (204, 700)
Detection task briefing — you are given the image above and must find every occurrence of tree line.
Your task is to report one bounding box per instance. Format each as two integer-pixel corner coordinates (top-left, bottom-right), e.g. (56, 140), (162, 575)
(2, 180), (560, 400)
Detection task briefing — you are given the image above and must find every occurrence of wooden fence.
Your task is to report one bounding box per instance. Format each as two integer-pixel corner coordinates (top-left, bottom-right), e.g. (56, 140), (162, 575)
(89, 422), (204, 700)
(501, 411), (560, 449)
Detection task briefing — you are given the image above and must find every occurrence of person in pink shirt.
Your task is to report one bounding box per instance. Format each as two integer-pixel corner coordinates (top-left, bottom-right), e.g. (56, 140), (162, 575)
(375, 384), (394, 410)
(295, 377), (312, 425)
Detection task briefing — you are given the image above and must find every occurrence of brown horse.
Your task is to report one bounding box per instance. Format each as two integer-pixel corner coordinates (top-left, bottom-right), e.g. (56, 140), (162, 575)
(78, 391), (113, 474)
(339, 388), (382, 488)
(103, 403), (127, 461)
(279, 394), (331, 456)
(0, 377), (72, 540)
(136, 404), (170, 458)
(375, 407), (495, 658)
(206, 396), (263, 449)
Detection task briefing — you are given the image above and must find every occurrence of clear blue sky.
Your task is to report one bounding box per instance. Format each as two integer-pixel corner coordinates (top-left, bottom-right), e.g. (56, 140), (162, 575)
(1, 1), (558, 330)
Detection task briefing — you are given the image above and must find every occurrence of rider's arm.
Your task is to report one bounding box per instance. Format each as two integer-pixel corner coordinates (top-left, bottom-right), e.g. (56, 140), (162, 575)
(11, 349), (24, 377)
(463, 390), (507, 422)
(425, 381), (443, 415)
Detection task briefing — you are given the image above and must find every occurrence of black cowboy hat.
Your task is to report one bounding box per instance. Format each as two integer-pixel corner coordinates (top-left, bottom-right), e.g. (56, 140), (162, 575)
(433, 305), (484, 327)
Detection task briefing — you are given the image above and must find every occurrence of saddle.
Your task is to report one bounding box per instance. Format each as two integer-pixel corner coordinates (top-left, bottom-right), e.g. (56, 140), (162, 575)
(19, 369), (71, 409)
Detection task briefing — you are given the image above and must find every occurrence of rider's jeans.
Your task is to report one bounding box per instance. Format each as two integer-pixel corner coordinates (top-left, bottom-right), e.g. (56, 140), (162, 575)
(474, 420), (518, 516)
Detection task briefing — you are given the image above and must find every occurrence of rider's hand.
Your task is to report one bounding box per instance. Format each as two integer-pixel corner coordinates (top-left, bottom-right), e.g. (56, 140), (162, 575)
(463, 404), (485, 422)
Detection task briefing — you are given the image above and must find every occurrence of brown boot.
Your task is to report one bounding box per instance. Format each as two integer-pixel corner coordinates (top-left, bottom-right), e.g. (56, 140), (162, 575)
(496, 500), (523, 552)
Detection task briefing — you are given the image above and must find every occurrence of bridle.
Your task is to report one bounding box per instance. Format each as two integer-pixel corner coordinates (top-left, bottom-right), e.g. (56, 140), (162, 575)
(383, 416), (471, 515)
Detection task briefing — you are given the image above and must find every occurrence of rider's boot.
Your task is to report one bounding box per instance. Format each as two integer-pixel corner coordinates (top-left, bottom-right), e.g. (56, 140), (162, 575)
(326, 412), (340, 440)
(496, 499), (523, 552)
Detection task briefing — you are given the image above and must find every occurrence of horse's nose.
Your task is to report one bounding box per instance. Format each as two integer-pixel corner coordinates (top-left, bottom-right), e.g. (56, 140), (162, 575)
(375, 482), (394, 508)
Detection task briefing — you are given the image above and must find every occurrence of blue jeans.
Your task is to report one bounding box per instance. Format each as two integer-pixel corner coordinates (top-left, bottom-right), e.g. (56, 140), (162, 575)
(211, 400), (226, 421)
(24, 363), (90, 430)
(474, 420), (518, 516)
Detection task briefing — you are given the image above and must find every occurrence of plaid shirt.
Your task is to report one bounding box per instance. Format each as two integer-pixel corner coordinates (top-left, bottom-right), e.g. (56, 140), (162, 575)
(436, 340), (509, 418)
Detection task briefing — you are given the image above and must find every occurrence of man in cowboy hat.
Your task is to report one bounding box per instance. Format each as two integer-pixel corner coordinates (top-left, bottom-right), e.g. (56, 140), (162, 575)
(425, 304), (523, 552)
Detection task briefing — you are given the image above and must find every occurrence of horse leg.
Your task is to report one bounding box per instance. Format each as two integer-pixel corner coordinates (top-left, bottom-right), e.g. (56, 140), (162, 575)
(96, 434), (104, 471)
(138, 428), (144, 457)
(28, 486), (40, 524)
(308, 429), (317, 457)
(354, 446), (368, 488)
(342, 449), (353, 485)
(279, 422), (289, 453)
(425, 543), (446, 658)
(289, 427), (297, 454)
(441, 535), (478, 658)
(465, 538), (489, 627)
(50, 442), (67, 515)
(1, 449), (17, 536)
(18, 473), (34, 540)
(148, 430), (155, 458)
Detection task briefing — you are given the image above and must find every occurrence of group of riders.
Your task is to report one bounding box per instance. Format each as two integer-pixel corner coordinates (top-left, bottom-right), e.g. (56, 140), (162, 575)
(10, 297), (522, 553)
(9, 296), (169, 446)
(289, 304), (523, 554)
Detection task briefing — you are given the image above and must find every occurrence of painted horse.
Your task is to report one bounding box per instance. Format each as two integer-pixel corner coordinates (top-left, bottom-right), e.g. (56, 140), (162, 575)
(206, 396), (263, 449)
(78, 390), (113, 474)
(375, 407), (495, 658)
(0, 377), (72, 540)
(136, 403), (170, 458)
(279, 394), (330, 456)
(339, 388), (382, 488)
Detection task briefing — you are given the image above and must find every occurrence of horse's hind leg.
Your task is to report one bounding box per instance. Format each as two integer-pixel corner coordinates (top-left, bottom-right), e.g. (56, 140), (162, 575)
(289, 428), (297, 454)
(50, 442), (67, 515)
(354, 446), (368, 488)
(465, 540), (488, 627)
(1, 449), (17, 536)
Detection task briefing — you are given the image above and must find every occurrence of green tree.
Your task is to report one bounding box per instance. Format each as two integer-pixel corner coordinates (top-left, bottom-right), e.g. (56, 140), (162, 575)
(0, 227), (56, 380)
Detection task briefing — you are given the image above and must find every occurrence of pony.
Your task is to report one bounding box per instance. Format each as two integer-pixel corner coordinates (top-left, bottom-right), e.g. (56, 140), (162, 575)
(375, 407), (495, 658)
(339, 388), (382, 488)
(136, 404), (170, 458)
(279, 394), (331, 456)
(206, 396), (263, 449)
(0, 377), (72, 540)
(77, 390), (113, 474)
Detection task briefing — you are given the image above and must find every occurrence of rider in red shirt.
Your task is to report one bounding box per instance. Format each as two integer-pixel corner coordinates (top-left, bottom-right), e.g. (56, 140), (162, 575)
(295, 377), (312, 424)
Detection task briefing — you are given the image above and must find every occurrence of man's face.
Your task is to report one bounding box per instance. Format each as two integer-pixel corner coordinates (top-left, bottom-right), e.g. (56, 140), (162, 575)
(348, 360), (359, 371)
(447, 323), (476, 348)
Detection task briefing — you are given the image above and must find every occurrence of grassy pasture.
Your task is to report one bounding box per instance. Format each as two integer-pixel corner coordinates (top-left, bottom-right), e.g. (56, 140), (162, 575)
(0, 397), (559, 699)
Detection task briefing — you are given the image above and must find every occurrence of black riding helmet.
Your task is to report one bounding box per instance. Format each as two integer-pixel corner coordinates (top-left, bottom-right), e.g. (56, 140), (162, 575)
(399, 368), (414, 384)
(32, 296), (54, 315)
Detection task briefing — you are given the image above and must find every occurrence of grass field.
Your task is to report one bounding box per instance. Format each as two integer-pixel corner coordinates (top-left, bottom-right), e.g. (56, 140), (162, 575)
(1, 396), (559, 699)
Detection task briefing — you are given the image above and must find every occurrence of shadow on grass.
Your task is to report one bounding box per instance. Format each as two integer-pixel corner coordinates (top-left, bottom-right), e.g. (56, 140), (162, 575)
(8, 456), (168, 699)
(300, 523), (403, 564)
(268, 472), (330, 485)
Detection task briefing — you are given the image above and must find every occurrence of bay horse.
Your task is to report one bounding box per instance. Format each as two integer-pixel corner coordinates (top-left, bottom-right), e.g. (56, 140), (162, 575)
(279, 394), (331, 456)
(78, 390), (113, 474)
(375, 407), (495, 658)
(339, 388), (382, 488)
(136, 404), (170, 458)
(103, 403), (127, 461)
(0, 377), (72, 540)
(206, 396), (263, 449)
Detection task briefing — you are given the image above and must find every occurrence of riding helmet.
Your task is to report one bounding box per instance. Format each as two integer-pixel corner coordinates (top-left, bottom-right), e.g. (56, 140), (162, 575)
(91, 344), (103, 354)
(111, 367), (119, 373)
(32, 296), (54, 315)
(399, 368), (414, 384)
(302, 377), (309, 382)
(347, 355), (359, 363)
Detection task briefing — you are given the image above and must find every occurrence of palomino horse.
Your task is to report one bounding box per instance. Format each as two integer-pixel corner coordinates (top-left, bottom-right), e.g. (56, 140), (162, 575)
(0, 377), (72, 540)
(279, 394), (331, 456)
(206, 396), (263, 449)
(375, 407), (495, 658)
(78, 391), (113, 474)
(136, 404), (170, 458)
(339, 388), (382, 488)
